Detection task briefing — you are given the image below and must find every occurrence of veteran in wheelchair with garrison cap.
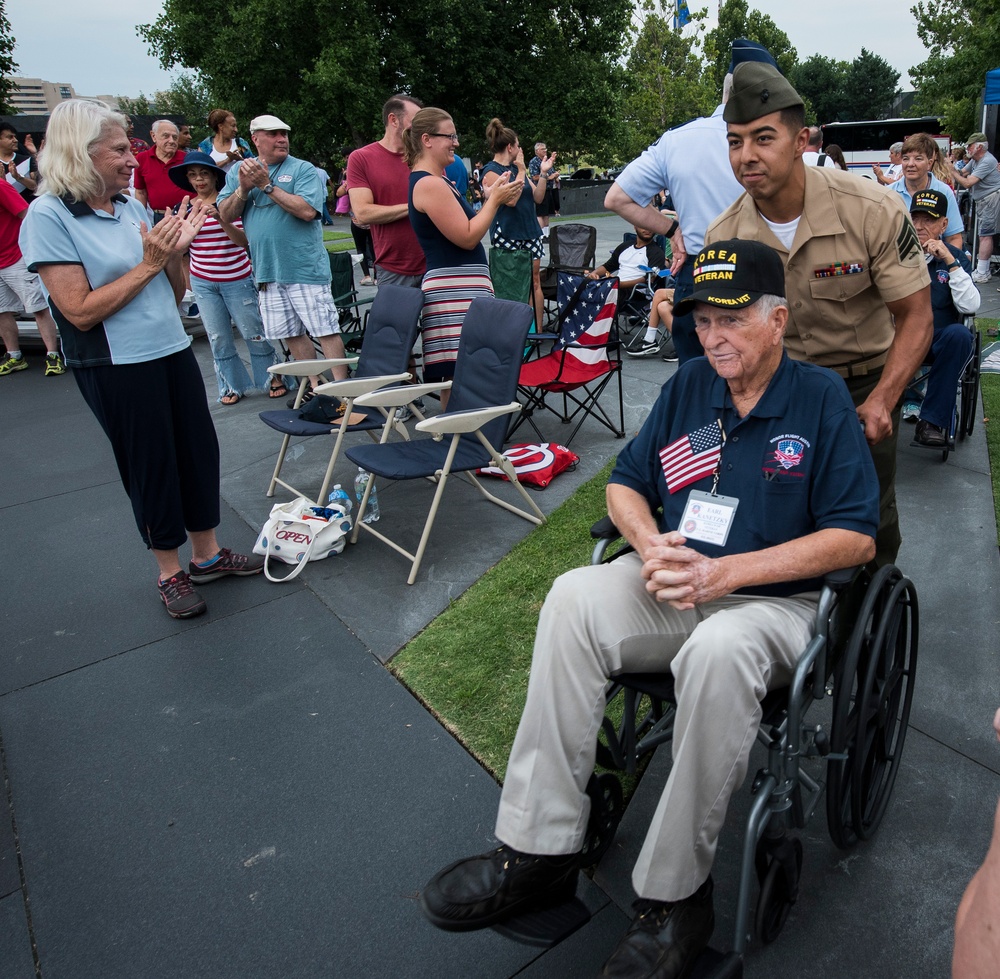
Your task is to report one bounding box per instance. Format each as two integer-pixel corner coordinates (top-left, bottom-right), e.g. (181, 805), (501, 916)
(419, 239), (879, 979)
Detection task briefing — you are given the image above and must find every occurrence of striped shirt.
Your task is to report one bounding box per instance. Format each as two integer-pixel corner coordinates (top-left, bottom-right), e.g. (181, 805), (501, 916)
(189, 213), (252, 282)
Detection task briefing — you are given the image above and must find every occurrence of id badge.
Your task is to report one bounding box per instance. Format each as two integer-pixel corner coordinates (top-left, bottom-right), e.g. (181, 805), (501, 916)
(679, 490), (739, 546)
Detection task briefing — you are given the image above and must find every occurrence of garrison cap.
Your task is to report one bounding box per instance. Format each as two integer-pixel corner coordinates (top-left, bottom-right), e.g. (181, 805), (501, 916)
(729, 39), (779, 73)
(724, 61), (804, 125)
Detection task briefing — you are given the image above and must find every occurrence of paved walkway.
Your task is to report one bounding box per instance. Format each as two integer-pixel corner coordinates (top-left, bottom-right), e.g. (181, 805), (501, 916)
(1, 215), (998, 978)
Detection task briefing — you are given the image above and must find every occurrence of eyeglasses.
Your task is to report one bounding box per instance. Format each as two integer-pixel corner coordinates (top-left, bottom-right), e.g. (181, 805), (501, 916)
(429, 133), (460, 143)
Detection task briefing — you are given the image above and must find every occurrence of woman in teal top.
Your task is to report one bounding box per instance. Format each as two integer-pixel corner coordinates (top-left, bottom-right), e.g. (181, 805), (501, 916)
(481, 117), (554, 328)
(405, 107), (521, 409)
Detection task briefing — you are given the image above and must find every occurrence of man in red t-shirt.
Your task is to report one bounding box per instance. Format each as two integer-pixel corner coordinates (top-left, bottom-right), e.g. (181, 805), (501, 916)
(0, 181), (65, 376)
(347, 94), (426, 287)
(133, 120), (187, 217)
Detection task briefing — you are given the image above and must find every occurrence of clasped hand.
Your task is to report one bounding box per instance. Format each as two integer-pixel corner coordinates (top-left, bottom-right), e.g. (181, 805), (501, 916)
(238, 156), (271, 190)
(641, 532), (728, 610)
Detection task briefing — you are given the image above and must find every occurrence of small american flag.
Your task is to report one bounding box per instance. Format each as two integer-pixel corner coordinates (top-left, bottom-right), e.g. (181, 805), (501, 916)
(659, 422), (723, 494)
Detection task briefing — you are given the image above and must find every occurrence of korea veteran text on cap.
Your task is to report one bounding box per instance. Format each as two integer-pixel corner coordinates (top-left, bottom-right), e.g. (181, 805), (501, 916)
(673, 239), (786, 316)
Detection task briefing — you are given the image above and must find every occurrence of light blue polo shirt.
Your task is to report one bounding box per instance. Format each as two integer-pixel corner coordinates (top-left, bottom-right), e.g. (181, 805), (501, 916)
(889, 174), (964, 240)
(217, 154), (329, 285)
(20, 193), (190, 367)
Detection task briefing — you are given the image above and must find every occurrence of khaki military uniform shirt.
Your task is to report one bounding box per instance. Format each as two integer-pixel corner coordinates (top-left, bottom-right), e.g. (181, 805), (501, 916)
(707, 167), (929, 372)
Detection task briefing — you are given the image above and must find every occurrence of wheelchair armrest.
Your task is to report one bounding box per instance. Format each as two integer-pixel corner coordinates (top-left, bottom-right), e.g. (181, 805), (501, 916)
(590, 515), (620, 540)
(313, 372), (412, 400)
(823, 566), (862, 591)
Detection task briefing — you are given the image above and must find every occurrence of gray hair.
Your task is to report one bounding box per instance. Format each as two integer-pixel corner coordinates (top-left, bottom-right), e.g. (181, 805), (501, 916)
(37, 100), (127, 202)
(889, 141), (903, 155)
(754, 293), (789, 321)
(151, 119), (177, 136)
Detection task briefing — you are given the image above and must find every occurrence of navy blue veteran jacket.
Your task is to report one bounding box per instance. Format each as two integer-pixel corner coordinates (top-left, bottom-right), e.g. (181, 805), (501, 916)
(609, 353), (879, 598)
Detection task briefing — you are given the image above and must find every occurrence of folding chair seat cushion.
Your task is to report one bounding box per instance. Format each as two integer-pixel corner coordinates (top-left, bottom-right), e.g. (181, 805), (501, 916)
(518, 353), (615, 391)
(259, 403), (384, 439)
(348, 433), (494, 480)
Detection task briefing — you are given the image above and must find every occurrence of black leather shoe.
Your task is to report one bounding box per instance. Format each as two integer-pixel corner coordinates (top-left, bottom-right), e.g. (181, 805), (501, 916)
(598, 877), (715, 978)
(420, 845), (579, 932)
(915, 419), (946, 447)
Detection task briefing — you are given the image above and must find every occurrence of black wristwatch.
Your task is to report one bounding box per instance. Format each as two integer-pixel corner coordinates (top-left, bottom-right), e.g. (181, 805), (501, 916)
(262, 183), (274, 195)
(947, 261), (960, 270)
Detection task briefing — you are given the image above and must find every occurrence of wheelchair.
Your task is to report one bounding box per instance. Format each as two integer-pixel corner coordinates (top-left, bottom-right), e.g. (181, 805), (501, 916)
(573, 516), (919, 972)
(907, 314), (981, 461)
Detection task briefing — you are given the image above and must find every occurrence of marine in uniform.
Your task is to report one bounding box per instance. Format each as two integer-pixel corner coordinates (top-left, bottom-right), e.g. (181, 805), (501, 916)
(707, 60), (932, 565)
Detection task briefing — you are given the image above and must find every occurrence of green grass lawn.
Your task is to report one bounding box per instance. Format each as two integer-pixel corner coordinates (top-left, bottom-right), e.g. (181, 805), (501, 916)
(978, 318), (1000, 543)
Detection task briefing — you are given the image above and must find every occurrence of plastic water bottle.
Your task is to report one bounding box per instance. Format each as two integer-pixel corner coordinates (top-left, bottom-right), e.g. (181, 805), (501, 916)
(354, 468), (380, 523)
(327, 483), (352, 515)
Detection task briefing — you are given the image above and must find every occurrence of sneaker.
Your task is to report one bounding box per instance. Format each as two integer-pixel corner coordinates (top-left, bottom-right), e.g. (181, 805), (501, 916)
(395, 396), (426, 423)
(360, 275), (375, 287)
(188, 547), (265, 584)
(660, 337), (678, 362)
(914, 419), (947, 447)
(598, 878), (715, 978)
(901, 401), (920, 422)
(421, 845), (579, 932)
(45, 351), (66, 376)
(626, 340), (661, 358)
(0, 353), (28, 375)
(971, 270), (992, 284)
(157, 571), (207, 619)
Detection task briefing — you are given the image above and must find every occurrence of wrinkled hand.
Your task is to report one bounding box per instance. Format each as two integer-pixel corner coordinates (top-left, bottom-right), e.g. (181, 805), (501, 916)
(640, 532), (729, 609)
(172, 197), (210, 250)
(238, 156), (270, 190)
(856, 394), (893, 445)
(140, 198), (209, 268)
(226, 148), (244, 163)
(923, 238), (952, 262)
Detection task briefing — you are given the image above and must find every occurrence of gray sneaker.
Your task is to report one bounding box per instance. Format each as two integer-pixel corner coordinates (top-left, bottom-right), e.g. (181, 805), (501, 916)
(395, 396), (426, 422)
(660, 338), (678, 362)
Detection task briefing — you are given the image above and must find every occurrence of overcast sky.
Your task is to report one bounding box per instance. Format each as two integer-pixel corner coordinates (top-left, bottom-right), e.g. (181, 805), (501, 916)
(7, 0), (931, 100)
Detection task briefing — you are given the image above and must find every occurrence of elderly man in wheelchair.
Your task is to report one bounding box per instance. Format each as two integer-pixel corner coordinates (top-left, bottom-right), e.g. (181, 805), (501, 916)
(420, 239), (880, 978)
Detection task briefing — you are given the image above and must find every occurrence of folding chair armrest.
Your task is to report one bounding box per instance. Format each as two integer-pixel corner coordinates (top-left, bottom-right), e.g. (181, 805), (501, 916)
(415, 402), (521, 434)
(313, 372), (412, 399)
(268, 358), (359, 377)
(355, 381), (452, 408)
(590, 514), (620, 539)
(331, 294), (375, 310)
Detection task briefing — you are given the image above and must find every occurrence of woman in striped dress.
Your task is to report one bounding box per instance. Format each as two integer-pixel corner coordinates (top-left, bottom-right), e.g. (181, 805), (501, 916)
(404, 108), (523, 409)
(168, 151), (283, 404)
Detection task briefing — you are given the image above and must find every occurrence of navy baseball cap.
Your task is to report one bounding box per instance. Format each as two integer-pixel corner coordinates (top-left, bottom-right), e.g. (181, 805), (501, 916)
(673, 239), (786, 316)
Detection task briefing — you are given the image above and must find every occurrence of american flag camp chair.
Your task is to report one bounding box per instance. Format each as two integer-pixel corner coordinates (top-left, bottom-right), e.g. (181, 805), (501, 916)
(510, 271), (624, 447)
(258, 284), (424, 504)
(345, 297), (546, 585)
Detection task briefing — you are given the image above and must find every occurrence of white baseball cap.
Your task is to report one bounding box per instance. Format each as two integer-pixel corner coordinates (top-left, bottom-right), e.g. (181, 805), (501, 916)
(249, 114), (291, 133)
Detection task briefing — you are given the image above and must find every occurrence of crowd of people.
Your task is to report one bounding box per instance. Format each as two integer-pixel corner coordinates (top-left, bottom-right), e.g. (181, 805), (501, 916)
(6, 39), (1000, 976)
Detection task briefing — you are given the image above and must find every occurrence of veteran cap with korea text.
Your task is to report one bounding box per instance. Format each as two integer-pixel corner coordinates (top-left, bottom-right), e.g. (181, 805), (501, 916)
(909, 189), (949, 221)
(673, 239), (785, 316)
(723, 61), (804, 125)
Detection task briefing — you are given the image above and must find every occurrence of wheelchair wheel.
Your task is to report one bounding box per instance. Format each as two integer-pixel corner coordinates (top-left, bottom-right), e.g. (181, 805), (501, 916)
(580, 772), (624, 869)
(827, 565), (919, 849)
(959, 330), (982, 440)
(754, 837), (803, 944)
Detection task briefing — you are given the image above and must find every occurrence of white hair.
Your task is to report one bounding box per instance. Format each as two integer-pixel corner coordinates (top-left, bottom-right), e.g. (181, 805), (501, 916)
(754, 294), (789, 320)
(722, 73), (734, 104)
(37, 100), (127, 202)
(151, 119), (178, 136)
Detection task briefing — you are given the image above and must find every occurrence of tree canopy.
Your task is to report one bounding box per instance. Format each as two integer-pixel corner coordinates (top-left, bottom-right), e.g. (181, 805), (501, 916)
(0, 0), (19, 114)
(910, 0), (1000, 138)
(138, 0), (633, 164)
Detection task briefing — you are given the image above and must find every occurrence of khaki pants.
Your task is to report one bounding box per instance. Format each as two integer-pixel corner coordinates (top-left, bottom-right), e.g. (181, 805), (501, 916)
(495, 553), (816, 902)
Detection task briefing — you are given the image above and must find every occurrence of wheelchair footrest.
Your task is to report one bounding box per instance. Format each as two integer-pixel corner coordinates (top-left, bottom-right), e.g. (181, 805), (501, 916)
(491, 896), (591, 947)
(692, 948), (744, 979)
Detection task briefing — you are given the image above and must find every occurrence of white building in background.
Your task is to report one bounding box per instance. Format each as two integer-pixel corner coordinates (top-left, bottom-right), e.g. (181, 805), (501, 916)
(4, 76), (119, 114)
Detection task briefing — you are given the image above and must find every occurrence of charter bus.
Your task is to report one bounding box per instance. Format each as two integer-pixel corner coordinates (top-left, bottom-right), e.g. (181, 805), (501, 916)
(821, 117), (950, 176)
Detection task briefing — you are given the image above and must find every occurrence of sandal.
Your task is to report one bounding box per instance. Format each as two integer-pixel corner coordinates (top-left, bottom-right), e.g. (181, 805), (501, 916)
(268, 379), (289, 399)
(220, 393), (241, 405)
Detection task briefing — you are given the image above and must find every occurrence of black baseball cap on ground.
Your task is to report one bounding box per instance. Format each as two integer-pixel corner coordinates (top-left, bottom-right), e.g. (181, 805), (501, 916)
(673, 239), (785, 316)
(910, 189), (948, 221)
